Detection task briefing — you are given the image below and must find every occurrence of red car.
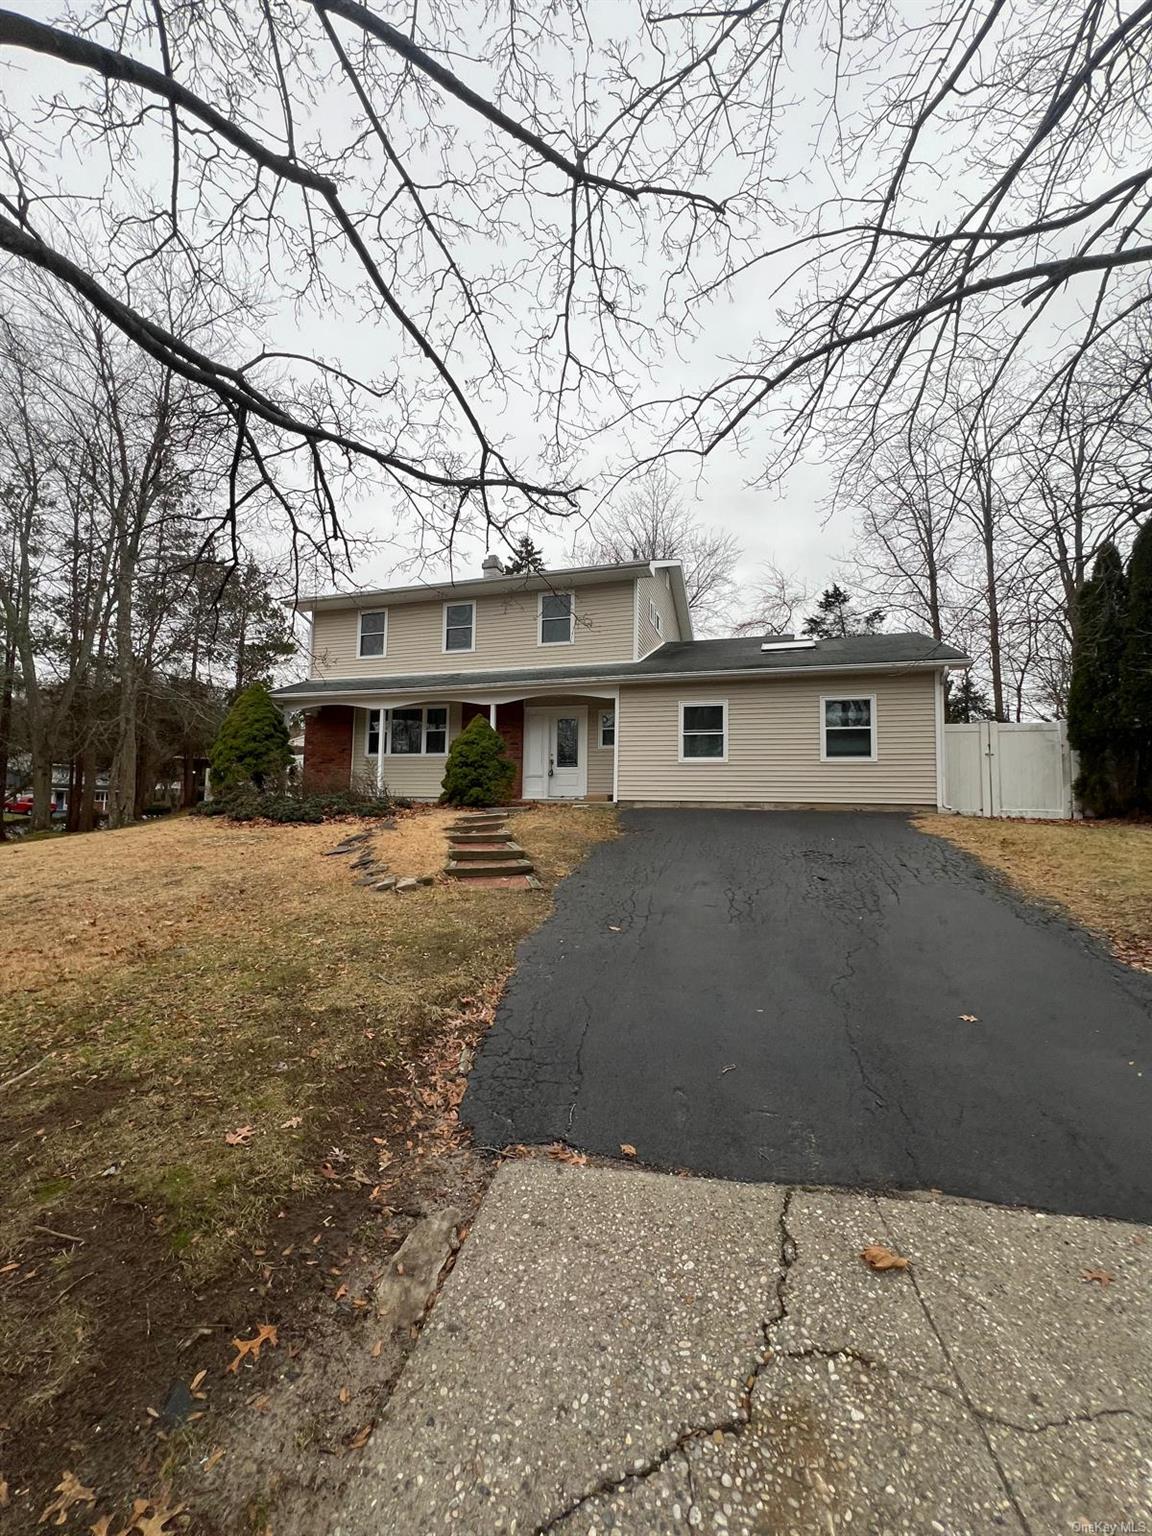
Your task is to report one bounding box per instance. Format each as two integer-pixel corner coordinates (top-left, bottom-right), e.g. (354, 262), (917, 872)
(3, 793), (35, 815)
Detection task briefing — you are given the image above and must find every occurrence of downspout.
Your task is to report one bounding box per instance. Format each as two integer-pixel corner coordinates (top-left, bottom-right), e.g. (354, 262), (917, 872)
(934, 669), (951, 811)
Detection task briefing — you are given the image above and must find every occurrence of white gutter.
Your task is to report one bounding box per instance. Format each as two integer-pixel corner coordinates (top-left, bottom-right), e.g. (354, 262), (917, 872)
(274, 656), (971, 709)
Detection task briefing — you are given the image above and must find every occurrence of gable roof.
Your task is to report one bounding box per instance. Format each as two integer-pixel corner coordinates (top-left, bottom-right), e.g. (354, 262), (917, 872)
(271, 632), (969, 703)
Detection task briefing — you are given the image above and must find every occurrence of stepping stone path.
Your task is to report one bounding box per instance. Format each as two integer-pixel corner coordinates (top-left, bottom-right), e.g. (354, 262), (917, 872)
(444, 811), (537, 888)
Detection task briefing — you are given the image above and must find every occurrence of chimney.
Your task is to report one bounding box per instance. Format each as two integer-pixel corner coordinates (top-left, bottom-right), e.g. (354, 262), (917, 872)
(481, 554), (505, 579)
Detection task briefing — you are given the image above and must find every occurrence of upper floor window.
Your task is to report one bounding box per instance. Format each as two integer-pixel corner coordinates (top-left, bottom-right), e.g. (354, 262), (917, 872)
(822, 697), (876, 760)
(358, 609), (387, 658)
(649, 598), (663, 635)
(444, 600), (475, 652)
(367, 705), (449, 756)
(599, 710), (615, 748)
(539, 591), (574, 645)
(680, 700), (727, 761)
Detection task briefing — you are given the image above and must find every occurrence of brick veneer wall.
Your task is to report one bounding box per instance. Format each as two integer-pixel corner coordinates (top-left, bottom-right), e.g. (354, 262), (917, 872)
(303, 705), (354, 791)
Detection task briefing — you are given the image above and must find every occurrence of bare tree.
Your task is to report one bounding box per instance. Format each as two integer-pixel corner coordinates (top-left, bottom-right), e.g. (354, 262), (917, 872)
(576, 466), (740, 633)
(732, 560), (811, 636)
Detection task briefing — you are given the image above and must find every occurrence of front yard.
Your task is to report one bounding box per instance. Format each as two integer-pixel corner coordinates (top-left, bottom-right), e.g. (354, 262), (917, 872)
(918, 815), (1152, 970)
(0, 805), (615, 1533)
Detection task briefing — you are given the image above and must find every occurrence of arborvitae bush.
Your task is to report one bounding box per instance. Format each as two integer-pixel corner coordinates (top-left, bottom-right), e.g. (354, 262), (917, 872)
(1068, 542), (1129, 816)
(439, 716), (516, 806)
(1121, 519), (1152, 808)
(208, 683), (294, 792)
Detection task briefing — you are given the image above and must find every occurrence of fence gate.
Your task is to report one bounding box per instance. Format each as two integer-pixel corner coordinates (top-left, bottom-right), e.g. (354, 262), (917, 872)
(943, 721), (1076, 820)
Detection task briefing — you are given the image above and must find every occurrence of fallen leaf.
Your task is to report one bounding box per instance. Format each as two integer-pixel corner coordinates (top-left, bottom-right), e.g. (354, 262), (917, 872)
(0, 1477), (8, 1507)
(281, 1116), (302, 1129)
(619, 1143), (637, 1158)
(860, 1244), (910, 1272)
(334, 1283), (348, 1301)
(39, 1470), (96, 1525)
(339, 1386), (351, 1405)
(959, 1014), (979, 1023)
(203, 1447), (225, 1474)
(370, 1339), (384, 1358)
(347, 1423), (374, 1450)
(1081, 1268), (1115, 1286)
(607, 924), (622, 932)
(226, 1322), (279, 1373)
(189, 1369), (207, 1392)
(224, 1126), (254, 1146)
(129, 1499), (185, 1535)
(89, 1517), (115, 1536)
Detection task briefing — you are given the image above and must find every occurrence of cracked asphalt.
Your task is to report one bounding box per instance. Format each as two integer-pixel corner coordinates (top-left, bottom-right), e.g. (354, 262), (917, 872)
(463, 809), (1152, 1222)
(335, 1160), (1152, 1534)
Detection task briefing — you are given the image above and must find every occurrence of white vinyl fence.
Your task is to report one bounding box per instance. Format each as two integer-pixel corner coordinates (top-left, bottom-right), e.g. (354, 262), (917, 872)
(944, 720), (1077, 820)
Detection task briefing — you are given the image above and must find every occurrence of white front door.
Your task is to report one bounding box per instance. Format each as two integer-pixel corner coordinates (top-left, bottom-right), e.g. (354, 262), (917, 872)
(523, 709), (587, 799)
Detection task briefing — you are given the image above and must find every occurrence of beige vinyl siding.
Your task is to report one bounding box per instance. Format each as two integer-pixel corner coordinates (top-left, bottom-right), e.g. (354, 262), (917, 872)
(635, 570), (679, 657)
(310, 582), (635, 679)
(588, 705), (615, 796)
(351, 703), (462, 800)
(616, 671), (939, 806)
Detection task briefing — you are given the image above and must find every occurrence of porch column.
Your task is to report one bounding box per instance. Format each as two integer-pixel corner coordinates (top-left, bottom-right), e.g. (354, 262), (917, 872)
(375, 707), (386, 795)
(489, 703), (497, 727)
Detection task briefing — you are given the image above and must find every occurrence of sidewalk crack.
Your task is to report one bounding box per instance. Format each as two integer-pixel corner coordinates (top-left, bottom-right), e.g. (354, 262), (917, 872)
(533, 1191), (798, 1534)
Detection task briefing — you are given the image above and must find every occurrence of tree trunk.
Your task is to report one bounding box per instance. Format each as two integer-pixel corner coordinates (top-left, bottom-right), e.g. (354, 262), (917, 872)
(30, 751), (53, 832)
(78, 748), (97, 833)
(108, 562), (138, 828)
(0, 642), (12, 844)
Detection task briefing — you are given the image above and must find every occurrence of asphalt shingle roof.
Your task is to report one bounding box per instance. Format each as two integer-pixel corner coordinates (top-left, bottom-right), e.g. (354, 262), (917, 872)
(271, 633), (968, 700)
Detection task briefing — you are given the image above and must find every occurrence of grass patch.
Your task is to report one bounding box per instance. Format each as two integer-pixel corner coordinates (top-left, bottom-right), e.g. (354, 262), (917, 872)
(0, 803), (616, 1526)
(917, 815), (1152, 969)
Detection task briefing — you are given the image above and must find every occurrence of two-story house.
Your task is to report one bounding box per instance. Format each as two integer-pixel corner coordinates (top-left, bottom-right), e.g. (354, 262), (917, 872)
(272, 555), (969, 808)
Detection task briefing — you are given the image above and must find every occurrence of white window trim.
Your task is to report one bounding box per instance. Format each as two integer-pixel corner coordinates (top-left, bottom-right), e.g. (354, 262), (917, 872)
(649, 597), (663, 635)
(442, 599), (476, 654)
(819, 693), (878, 763)
(598, 709), (615, 749)
(365, 704), (452, 757)
(537, 589), (575, 646)
(357, 608), (388, 658)
(678, 697), (728, 764)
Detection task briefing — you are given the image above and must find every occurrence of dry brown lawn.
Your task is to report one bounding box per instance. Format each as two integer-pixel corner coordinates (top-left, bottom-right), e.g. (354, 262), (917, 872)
(0, 804), (616, 1532)
(917, 815), (1152, 970)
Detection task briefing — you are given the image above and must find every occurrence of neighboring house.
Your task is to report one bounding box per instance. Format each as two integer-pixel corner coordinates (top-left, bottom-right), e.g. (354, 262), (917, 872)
(50, 766), (110, 815)
(271, 556), (970, 809)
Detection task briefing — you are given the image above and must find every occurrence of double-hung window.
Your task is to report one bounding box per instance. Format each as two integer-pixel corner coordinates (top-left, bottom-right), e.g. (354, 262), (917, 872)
(822, 697), (876, 760)
(679, 700), (727, 761)
(444, 601), (475, 652)
(599, 710), (615, 748)
(366, 705), (449, 756)
(649, 598), (663, 635)
(539, 591), (574, 644)
(358, 610), (387, 658)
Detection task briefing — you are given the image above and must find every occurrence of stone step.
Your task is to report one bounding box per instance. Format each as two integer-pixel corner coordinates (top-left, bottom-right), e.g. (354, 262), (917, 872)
(449, 827), (511, 841)
(445, 858), (534, 880)
(448, 842), (524, 861)
(448, 816), (506, 829)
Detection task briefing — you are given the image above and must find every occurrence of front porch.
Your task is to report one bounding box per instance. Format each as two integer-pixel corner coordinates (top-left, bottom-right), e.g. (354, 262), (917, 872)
(301, 690), (617, 803)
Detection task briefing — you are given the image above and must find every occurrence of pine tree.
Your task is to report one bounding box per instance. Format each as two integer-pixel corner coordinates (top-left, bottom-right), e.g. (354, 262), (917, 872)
(503, 535), (546, 574)
(1121, 518), (1152, 807)
(209, 682), (294, 792)
(1067, 541), (1129, 816)
(802, 584), (885, 638)
(945, 674), (994, 723)
(439, 716), (517, 806)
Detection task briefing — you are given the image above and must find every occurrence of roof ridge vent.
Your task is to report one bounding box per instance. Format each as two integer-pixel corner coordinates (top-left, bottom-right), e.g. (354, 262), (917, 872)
(761, 634), (817, 652)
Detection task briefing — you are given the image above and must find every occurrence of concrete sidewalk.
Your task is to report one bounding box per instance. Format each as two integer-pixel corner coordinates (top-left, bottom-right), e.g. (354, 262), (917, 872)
(335, 1161), (1152, 1534)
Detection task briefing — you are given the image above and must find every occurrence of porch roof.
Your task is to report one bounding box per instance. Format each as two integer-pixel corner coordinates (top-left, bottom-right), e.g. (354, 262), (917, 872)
(271, 633), (969, 707)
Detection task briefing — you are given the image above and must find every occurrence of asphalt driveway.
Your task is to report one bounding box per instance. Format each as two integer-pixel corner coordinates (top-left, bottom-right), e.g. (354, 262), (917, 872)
(463, 810), (1152, 1222)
